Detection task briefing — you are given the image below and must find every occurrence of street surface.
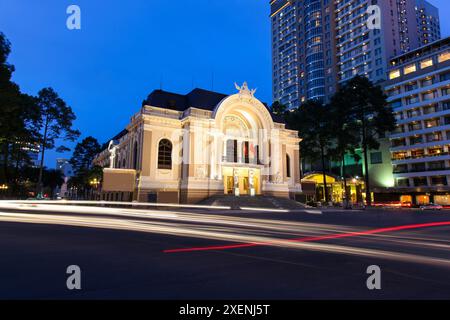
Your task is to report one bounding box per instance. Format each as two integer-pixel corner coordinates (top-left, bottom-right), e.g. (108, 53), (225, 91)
(0, 200), (449, 299)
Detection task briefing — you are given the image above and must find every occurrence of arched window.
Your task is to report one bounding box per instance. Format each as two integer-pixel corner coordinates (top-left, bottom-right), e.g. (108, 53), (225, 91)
(226, 140), (238, 163)
(286, 154), (291, 178)
(158, 139), (173, 169)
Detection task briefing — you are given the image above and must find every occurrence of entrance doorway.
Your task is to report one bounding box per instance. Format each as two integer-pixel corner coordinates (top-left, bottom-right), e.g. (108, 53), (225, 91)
(226, 176), (234, 195)
(222, 167), (261, 196)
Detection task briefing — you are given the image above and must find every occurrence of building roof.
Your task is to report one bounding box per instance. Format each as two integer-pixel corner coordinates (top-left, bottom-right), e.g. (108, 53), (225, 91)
(143, 88), (284, 123)
(143, 88), (227, 112)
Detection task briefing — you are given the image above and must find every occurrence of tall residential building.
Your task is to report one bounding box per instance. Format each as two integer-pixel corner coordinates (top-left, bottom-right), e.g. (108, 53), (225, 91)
(271, 0), (337, 107)
(385, 37), (450, 205)
(271, 0), (441, 108)
(415, 0), (441, 46)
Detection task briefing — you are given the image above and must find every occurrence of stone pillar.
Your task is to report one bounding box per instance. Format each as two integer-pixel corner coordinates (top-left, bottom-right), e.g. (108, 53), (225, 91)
(140, 130), (152, 177)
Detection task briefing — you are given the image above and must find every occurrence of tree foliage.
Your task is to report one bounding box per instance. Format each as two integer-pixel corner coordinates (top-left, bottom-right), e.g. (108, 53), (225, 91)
(0, 32), (41, 184)
(330, 76), (396, 205)
(70, 136), (101, 175)
(36, 87), (80, 194)
(286, 100), (335, 201)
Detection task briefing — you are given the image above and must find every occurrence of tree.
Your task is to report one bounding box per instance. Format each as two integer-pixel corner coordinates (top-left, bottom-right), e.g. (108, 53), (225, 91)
(36, 88), (80, 196)
(271, 101), (288, 116)
(68, 165), (103, 200)
(331, 76), (396, 206)
(70, 136), (101, 175)
(286, 100), (335, 202)
(42, 169), (64, 199)
(0, 32), (41, 185)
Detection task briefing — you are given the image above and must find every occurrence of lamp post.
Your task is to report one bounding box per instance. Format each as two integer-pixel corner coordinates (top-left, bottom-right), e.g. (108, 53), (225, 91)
(89, 178), (100, 200)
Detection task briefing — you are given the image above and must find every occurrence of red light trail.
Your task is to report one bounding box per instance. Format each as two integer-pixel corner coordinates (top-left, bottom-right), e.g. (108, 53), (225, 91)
(163, 221), (450, 253)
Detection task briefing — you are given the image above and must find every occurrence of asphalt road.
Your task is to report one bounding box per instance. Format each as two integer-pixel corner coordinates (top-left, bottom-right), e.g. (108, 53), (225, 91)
(0, 202), (450, 299)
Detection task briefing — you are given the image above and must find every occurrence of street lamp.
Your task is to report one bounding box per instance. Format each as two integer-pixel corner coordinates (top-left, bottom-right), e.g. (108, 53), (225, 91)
(89, 178), (100, 200)
(0, 184), (9, 190)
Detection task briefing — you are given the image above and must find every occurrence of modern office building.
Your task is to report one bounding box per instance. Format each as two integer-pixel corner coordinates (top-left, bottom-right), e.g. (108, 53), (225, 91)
(271, 0), (441, 108)
(385, 37), (450, 205)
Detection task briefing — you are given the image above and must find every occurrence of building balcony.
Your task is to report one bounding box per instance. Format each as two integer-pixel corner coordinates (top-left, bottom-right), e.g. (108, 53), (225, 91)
(391, 152), (450, 165)
(390, 125), (450, 140)
(393, 168), (450, 178)
(387, 79), (450, 102)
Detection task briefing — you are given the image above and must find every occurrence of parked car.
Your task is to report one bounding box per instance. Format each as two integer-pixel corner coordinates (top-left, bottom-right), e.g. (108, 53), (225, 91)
(420, 203), (443, 211)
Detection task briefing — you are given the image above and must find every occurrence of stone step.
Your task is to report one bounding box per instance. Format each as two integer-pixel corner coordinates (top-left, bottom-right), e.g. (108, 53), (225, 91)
(198, 195), (307, 210)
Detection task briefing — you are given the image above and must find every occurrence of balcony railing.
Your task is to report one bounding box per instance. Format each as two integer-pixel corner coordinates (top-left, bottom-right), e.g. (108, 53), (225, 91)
(393, 166), (450, 174)
(222, 156), (261, 165)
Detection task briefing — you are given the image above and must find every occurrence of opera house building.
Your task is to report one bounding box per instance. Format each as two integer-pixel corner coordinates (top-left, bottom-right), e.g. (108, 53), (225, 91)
(94, 83), (302, 204)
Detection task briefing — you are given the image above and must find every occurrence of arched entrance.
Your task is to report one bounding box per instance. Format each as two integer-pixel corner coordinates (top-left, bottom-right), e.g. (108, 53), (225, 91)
(213, 87), (274, 197)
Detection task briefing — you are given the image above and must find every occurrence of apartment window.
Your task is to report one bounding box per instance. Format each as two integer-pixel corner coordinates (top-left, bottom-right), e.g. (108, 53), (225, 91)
(426, 132), (442, 142)
(392, 139), (406, 147)
(422, 91), (436, 100)
(370, 152), (383, 164)
(440, 72), (450, 82)
(404, 64), (416, 75)
(389, 69), (400, 79)
(392, 152), (407, 160)
(423, 105), (437, 114)
(438, 51), (450, 63)
(428, 161), (445, 170)
(414, 177), (428, 186)
(393, 164), (408, 174)
(421, 77), (434, 87)
(412, 163), (426, 172)
(410, 136), (423, 145)
(420, 58), (433, 69)
(405, 82), (417, 92)
(397, 179), (410, 187)
(429, 147), (444, 155)
(410, 150), (424, 160)
(408, 122), (422, 131)
(425, 118), (440, 128)
(407, 109), (421, 118)
(406, 95), (419, 105)
(431, 176), (447, 186)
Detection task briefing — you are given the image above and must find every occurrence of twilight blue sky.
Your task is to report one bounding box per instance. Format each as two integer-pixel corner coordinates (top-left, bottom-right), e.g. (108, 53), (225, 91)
(0, 0), (449, 167)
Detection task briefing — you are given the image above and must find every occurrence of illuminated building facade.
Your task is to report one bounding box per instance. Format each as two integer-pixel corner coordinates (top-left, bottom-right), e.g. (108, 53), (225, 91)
(385, 37), (450, 205)
(271, 0), (337, 107)
(94, 84), (302, 204)
(271, 0), (440, 108)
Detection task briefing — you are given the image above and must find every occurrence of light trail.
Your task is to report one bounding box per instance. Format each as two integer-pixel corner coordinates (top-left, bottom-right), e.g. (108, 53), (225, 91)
(163, 221), (450, 253)
(1, 201), (450, 267)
